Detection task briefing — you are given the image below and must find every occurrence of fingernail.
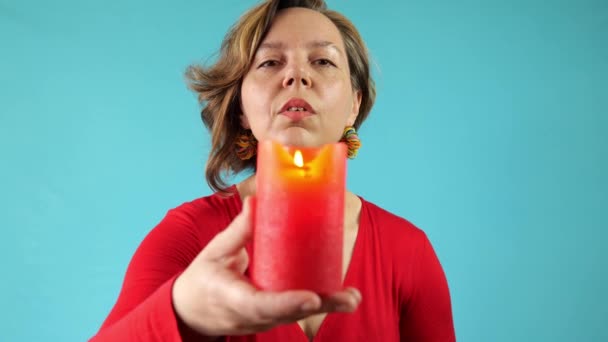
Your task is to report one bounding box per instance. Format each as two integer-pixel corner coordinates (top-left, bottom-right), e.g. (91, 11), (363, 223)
(352, 289), (362, 302)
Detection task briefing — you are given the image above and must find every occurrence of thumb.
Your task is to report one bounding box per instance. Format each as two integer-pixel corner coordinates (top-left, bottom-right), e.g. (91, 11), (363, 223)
(250, 290), (322, 321)
(202, 196), (255, 260)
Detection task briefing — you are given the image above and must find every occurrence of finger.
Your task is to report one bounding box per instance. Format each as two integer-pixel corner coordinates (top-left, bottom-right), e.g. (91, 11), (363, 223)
(250, 289), (322, 322)
(319, 287), (362, 313)
(203, 196), (254, 260)
(345, 287), (362, 302)
(225, 280), (323, 324)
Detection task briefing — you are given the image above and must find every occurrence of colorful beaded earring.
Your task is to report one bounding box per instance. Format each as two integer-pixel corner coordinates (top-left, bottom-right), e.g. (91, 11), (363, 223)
(235, 129), (258, 160)
(340, 126), (361, 159)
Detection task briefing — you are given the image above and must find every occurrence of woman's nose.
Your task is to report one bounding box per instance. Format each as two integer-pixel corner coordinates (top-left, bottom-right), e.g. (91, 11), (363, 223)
(282, 66), (312, 88)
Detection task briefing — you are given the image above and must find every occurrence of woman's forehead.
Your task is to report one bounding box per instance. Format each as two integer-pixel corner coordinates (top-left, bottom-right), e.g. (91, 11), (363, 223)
(260, 7), (345, 51)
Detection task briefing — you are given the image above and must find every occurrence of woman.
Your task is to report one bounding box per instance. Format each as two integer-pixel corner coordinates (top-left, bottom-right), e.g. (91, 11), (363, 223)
(91, 0), (455, 341)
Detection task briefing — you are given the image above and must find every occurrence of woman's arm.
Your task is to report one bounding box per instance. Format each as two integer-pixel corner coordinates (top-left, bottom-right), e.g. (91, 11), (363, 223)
(400, 233), (456, 341)
(89, 206), (212, 341)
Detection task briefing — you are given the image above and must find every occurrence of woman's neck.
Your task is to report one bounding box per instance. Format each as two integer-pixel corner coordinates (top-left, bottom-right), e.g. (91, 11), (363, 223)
(236, 175), (257, 200)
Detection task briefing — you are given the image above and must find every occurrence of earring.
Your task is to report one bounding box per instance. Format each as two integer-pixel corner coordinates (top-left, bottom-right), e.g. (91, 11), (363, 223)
(340, 126), (361, 159)
(235, 129), (258, 160)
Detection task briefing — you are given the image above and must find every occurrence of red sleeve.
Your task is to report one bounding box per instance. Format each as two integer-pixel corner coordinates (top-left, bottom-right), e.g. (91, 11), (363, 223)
(89, 204), (216, 342)
(400, 232), (456, 341)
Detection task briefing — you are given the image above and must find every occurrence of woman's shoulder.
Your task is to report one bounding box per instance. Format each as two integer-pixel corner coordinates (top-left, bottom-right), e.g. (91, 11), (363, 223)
(164, 185), (242, 230)
(359, 196), (429, 246)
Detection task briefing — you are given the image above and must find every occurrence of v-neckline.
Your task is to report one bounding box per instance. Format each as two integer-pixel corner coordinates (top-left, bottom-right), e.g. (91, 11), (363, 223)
(294, 197), (368, 342)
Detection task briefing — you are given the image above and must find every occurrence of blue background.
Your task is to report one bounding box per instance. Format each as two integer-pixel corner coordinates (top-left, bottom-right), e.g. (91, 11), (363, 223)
(1, 0), (606, 341)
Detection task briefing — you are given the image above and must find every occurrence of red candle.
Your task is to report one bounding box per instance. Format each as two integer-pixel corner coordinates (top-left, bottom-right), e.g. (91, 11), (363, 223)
(252, 140), (347, 295)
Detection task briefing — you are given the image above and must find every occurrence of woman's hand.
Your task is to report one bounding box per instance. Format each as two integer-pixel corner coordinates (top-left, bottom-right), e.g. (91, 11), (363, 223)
(172, 197), (362, 337)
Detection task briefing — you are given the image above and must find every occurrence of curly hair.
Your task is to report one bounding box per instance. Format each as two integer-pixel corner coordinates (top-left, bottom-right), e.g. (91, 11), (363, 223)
(185, 0), (376, 193)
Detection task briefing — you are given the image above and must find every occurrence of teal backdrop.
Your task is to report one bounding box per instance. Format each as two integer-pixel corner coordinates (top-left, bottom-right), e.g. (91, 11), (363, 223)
(1, 0), (606, 341)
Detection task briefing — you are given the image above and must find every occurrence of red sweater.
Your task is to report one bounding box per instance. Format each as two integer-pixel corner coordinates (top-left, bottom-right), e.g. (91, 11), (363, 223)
(91, 188), (455, 341)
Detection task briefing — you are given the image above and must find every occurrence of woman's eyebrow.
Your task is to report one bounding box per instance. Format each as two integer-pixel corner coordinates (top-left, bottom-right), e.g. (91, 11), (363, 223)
(257, 40), (343, 56)
(306, 40), (343, 56)
(258, 41), (284, 51)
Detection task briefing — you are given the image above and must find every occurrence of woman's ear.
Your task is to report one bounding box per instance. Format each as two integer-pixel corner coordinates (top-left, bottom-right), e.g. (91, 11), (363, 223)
(238, 96), (251, 129)
(347, 90), (362, 126)
(240, 113), (251, 129)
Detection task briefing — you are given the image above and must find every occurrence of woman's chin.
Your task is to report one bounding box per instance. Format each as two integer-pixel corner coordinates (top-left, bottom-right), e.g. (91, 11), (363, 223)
(273, 127), (318, 147)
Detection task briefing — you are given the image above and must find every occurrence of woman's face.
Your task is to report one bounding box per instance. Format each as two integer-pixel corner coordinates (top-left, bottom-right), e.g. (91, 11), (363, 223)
(240, 7), (361, 148)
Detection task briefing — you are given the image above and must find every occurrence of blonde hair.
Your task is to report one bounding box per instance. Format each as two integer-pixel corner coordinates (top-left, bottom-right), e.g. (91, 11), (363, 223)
(185, 0), (376, 193)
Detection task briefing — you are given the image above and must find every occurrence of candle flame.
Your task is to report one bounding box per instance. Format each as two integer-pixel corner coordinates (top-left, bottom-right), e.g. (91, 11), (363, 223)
(293, 150), (304, 167)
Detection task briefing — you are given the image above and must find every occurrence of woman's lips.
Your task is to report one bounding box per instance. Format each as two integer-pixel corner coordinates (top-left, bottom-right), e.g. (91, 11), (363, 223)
(279, 110), (314, 121)
(278, 98), (316, 121)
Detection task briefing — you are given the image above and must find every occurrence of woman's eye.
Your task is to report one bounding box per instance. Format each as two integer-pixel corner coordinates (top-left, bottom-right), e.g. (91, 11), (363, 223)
(259, 60), (280, 68)
(314, 58), (335, 67)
